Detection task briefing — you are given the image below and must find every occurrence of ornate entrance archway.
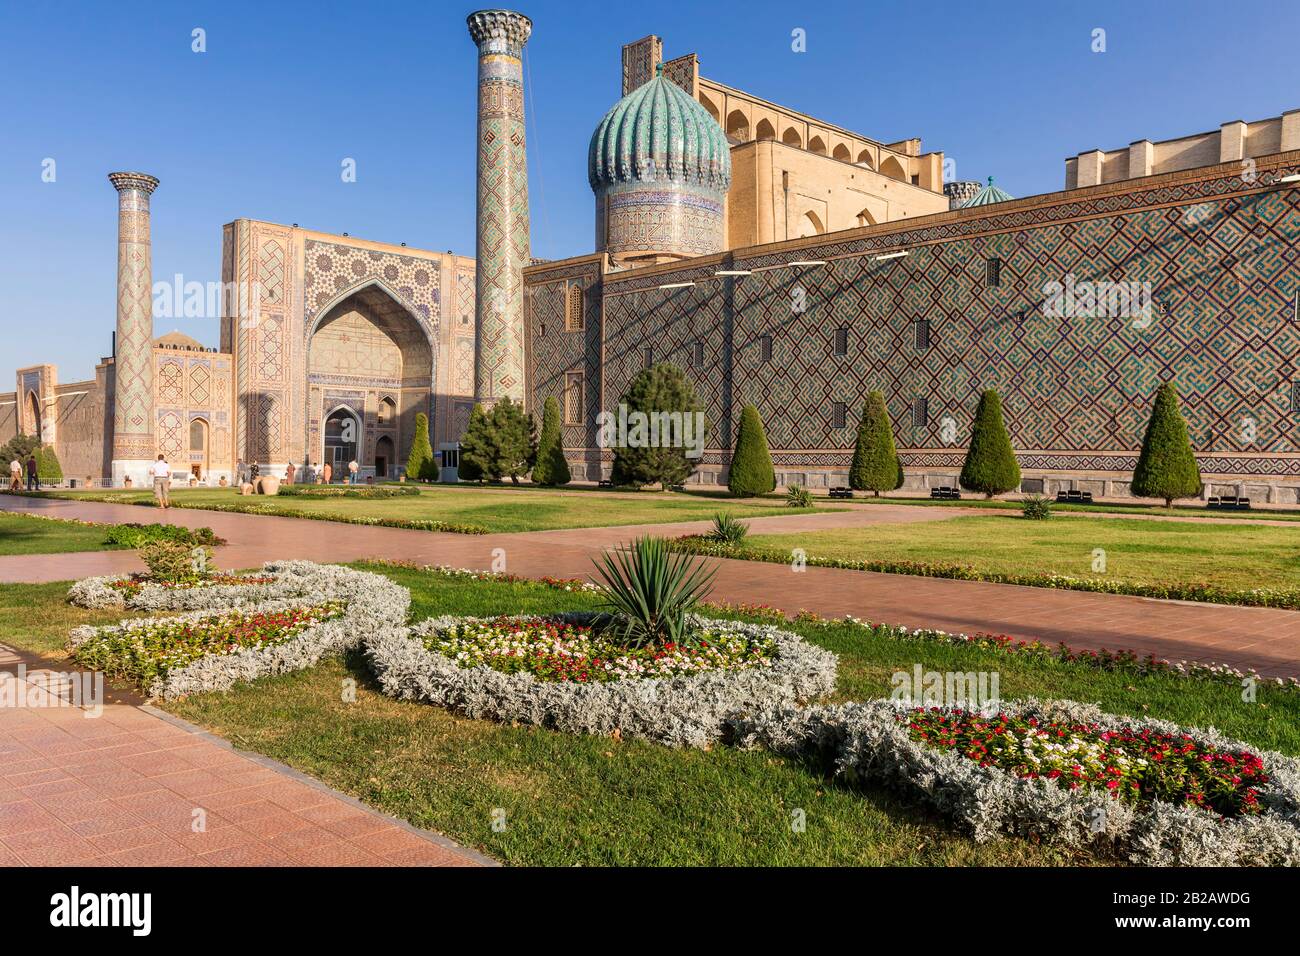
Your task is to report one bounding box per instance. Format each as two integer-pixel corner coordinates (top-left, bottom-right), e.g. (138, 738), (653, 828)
(307, 281), (433, 479)
(323, 406), (361, 476)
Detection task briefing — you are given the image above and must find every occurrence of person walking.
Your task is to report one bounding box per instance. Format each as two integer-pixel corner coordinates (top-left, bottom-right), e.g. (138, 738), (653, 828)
(150, 454), (172, 509)
(25, 453), (38, 491)
(8, 457), (21, 492)
(322, 461), (333, 485)
(348, 459), (359, 485)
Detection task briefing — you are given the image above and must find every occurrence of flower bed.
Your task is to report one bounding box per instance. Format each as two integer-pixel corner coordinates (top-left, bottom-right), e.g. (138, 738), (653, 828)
(668, 537), (1300, 610)
(730, 697), (1300, 866)
(422, 616), (778, 682)
(66, 560), (410, 697)
(366, 612), (838, 748)
(276, 484), (419, 499)
(102, 522), (224, 548)
(72, 602), (346, 686)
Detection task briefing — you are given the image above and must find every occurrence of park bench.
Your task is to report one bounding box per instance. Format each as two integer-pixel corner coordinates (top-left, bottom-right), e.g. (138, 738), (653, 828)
(1055, 489), (1094, 504)
(828, 487), (854, 499)
(929, 486), (962, 500)
(1207, 495), (1252, 510)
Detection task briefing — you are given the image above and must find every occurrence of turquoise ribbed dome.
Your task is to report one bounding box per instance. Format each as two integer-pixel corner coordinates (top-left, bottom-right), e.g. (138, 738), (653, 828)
(588, 68), (731, 193)
(962, 176), (1014, 207)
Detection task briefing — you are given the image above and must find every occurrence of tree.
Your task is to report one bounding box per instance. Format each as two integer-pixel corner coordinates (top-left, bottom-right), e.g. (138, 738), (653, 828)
(406, 412), (435, 482)
(490, 397), (537, 483)
(457, 404), (489, 482)
(1131, 382), (1203, 508)
(459, 397), (536, 483)
(728, 404), (775, 497)
(959, 389), (1021, 498)
(609, 363), (707, 490)
(531, 395), (571, 486)
(849, 391), (900, 496)
(36, 445), (62, 484)
(0, 434), (40, 467)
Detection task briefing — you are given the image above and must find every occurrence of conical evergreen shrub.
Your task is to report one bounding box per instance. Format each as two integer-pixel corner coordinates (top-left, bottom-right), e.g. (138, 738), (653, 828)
(532, 395), (571, 486)
(848, 391), (900, 496)
(727, 404), (775, 497)
(1131, 382), (1202, 507)
(36, 445), (62, 485)
(406, 412), (434, 482)
(959, 389), (1020, 498)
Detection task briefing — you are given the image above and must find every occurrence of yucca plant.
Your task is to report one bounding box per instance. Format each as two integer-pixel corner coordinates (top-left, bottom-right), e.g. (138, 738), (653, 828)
(785, 484), (813, 508)
(590, 536), (717, 647)
(706, 512), (749, 546)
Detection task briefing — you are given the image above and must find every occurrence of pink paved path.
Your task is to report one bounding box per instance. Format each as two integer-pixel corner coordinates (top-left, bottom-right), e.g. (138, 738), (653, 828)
(0, 643), (491, 867)
(3, 494), (1300, 677)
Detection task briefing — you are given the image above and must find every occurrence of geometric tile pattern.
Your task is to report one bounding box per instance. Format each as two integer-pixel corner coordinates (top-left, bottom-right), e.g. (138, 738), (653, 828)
(469, 10), (532, 404)
(525, 257), (603, 455)
(107, 173), (160, 462)
(557, 155), (1300, 478)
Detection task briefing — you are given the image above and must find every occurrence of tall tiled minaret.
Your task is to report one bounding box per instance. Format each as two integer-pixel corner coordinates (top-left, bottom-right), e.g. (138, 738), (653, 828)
(107, 172), (160, 487)
(467, 9), (532, 406)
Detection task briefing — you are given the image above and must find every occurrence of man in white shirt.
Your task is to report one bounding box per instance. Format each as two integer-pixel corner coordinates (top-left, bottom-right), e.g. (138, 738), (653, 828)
(150, 454), (172, 509)
(8, 458), (21, 492)
(348, 459), (359, 484)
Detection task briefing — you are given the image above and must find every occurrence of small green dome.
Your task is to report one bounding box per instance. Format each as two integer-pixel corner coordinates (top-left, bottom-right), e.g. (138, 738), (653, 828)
(962, 176), (1014, 207)
(588, 67), (731, 193)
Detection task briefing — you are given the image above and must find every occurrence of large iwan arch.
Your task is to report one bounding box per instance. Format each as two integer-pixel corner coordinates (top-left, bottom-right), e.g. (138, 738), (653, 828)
(307, 280), (433, 478)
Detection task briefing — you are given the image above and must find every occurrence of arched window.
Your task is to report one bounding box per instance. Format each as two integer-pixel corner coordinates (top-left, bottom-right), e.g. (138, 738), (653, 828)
(189, 418), (207, 451)
(700, 94), (721, 124)
(755, 119), (776, 141)
(856, 149), (875, 169)
(782, 127), (803, 148)
(832, 144), (851, 162)
(796, 210), (825, 238)
(879, 155), (907, 181)
(808, 136), (827, 156)
(726, 110), (749, 142)
(565, 284), (584, 331)
(377, 396), (396, 425)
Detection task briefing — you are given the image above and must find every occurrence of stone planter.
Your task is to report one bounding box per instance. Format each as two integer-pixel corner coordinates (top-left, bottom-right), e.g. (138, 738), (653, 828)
(240, 482), (255, 496)
(257, 475), (280, 495)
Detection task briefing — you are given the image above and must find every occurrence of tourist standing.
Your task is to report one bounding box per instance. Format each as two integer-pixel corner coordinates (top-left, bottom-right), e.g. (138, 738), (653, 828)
(348, 459), (359, 484)
(323, 461), (333, 484)
(285, 462), (295, 485)
(8, 457), (21, 492)
(25, 453), (38, 491)
(150, 454), (172, 509)
(236, 459), (248, 485)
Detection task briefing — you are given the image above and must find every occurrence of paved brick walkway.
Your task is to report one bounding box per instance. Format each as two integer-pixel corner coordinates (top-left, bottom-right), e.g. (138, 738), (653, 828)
(0, 642), (490, 867)
(3, 492), (1300, 867)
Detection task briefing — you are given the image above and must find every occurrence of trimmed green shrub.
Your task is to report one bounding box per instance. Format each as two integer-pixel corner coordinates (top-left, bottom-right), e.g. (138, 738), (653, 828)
(36, 445), (62, 484)
(406, 412), (435, 482)
(706, 512), (749, 546)
(590, 535), (717, 647)
(959, 390), (1021, 498)
(492, 397), (537, 483)
(1021, 495), (1052, 520)
(728, 404), (775, 497)
(849, 391), (901, 496)
(785, 484), (813, 508)
(610, 363), (707, 490)
(1131, 382), (1203, 508)
(277, 485), (418, 499)
(531, 395), (571, 486)
(105, 523), (223, 548)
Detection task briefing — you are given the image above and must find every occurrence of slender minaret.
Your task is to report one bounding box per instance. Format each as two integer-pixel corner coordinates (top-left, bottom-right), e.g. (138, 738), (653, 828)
(467, 9), (532, 406)
(107, 171), (159, 487)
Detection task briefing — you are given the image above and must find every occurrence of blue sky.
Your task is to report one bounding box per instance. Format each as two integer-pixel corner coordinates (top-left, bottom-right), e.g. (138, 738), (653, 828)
(1, 0), (1296, 380)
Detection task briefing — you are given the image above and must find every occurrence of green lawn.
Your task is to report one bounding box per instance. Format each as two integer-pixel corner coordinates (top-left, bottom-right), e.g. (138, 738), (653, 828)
(0, 512), (123, 556)
(7, 562), (1294, 866)
(847, 493), (1300, 523)
(745, 512), (1300, 590)
(30, 484), (815, 533)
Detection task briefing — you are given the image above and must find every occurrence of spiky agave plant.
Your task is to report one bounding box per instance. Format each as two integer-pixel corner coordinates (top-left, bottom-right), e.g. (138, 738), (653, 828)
(590, 536), (717, 647)
(705, 511), (749, 547)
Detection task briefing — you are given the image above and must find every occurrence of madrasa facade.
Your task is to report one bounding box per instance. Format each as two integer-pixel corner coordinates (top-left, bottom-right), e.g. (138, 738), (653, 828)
(6, 9), (1300, 502)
